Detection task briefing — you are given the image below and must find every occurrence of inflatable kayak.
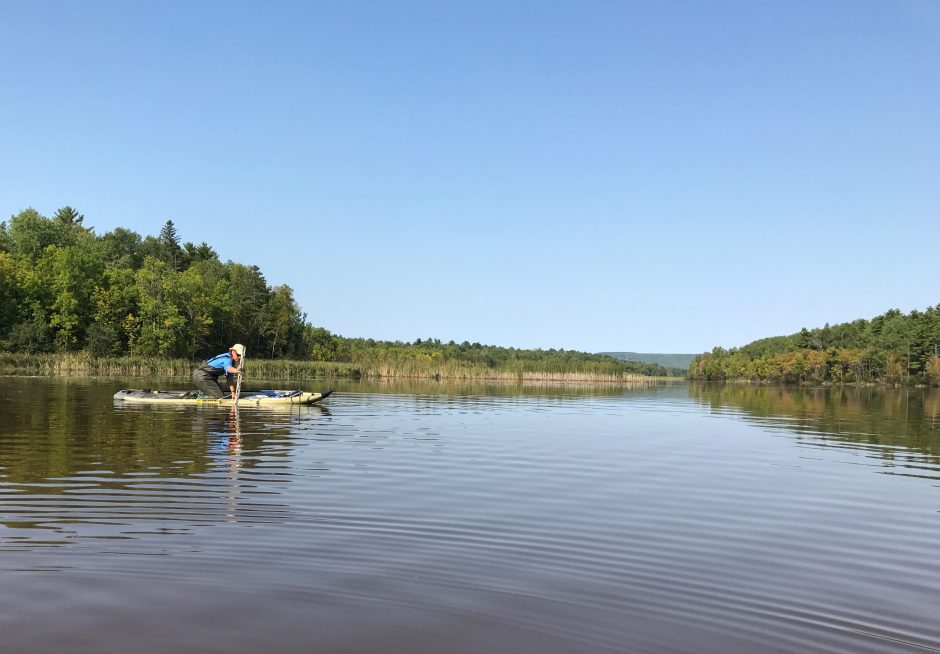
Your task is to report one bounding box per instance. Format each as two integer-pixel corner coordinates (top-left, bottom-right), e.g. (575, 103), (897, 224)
(113, 388), (332, 407)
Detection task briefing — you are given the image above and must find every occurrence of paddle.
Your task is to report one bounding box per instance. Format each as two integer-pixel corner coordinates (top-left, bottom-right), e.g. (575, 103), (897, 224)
(234, 346), (246, 406)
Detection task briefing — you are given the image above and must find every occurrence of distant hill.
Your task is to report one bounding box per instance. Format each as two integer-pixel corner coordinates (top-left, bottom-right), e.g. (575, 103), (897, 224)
(599, 352), (696, 370)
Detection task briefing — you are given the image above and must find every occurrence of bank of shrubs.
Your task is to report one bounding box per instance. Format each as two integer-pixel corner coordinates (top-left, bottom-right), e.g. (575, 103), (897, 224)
(689, 305), (940, 386)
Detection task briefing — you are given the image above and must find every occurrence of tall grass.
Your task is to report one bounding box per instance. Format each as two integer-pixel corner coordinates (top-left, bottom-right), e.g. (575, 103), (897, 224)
(0, 353), (360, 379)
(0, 352), (193, 376)
(0, 352), (665, 383)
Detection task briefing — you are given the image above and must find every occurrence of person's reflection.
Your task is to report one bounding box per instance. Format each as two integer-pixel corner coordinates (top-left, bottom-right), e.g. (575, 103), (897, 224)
(206, 404), (329, 524)
(207, 406), (243, 522)
(222, 405), (243, 455)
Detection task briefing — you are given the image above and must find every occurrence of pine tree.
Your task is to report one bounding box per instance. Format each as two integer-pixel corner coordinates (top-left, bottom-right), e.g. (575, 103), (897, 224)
(158, 220), (186, 271)
(53, 206), (84, 225)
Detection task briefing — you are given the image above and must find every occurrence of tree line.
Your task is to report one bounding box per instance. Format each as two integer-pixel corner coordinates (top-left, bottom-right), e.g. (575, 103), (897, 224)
(303, 330), (679, 377)
(0, 206), (675, 377)
(688, 305), (940, 386)
(0, 207), (307, 360)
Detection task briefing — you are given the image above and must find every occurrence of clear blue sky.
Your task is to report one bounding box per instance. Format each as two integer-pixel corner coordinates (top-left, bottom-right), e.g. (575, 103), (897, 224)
(1, 1), (937, 353)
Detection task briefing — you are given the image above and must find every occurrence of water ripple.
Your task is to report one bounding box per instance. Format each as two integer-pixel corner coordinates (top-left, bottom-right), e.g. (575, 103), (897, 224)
(1, 380), (939, 653)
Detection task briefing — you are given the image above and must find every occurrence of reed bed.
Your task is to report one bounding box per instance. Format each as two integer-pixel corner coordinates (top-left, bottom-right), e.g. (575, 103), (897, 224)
(0, 353), (360, 379)
(0, 352), (665, 383)
(0, 352), (187, 376)
(361, 362), (655, 382)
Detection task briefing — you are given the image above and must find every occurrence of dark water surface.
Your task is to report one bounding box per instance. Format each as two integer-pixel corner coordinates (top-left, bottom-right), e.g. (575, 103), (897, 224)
(1, 377), (939, 653)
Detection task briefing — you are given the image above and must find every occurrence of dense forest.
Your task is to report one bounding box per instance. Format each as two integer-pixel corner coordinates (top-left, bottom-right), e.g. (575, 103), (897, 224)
(0, 207), (308, 360)
(688, 306), (940, 386)
(0, 207), (675, 379)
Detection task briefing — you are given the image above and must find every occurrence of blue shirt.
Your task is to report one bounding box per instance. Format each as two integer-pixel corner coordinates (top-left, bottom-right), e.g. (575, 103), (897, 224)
(205, 352), (235, 375)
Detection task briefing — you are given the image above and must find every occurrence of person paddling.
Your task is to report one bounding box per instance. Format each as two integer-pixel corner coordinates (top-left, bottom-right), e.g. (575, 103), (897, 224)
(192, 344), (245, 399)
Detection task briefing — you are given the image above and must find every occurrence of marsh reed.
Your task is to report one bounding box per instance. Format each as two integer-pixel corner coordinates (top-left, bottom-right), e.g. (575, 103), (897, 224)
(0, 352), (662, 383)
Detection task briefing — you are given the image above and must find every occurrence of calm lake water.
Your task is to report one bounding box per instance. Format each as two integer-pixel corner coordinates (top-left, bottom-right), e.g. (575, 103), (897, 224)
(1, 377), (939, 654)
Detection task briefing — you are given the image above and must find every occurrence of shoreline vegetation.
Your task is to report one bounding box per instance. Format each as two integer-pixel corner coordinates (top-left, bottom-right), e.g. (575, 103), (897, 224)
(690, 304), (940, 388)
(4, 207), (935, 389)
(0, 352), (670, 384)
(0, 207), (681, 384)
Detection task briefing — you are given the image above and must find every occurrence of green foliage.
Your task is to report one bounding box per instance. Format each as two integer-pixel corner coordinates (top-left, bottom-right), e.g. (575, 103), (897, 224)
(224, 263), (270, 352)
(262, 285), (302, 358)
(85, 323), (123, 357)
(8, 208), (62, 259)
(0, 251), (21, 335)
(158, 219), (186, 271)
(7, 206), (93, 263)
(176, 262), (220, 358)
(0, 222), (13, 253)
(184, 241), (218, 263)
(53, 206), (85, 228)
(0, 205), (308, 365)
(689, 304), (940, 385)
(41, 242), (104, 351)
(99, 227), (143, 269)
(8, 314), (53, 354)
(92, 267), (137, 353)
(306, 326), (338, 362)
(131, 257), (186, 356)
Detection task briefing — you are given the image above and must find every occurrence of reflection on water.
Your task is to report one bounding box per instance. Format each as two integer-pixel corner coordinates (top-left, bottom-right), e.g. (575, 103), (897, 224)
(691, 383), (940, 460)
(0, 380), (331, 547)
(1, 377), (939, 654)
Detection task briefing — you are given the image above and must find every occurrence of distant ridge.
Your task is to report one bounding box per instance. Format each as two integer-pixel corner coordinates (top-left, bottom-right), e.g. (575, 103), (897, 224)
(599, 352), (696, 370)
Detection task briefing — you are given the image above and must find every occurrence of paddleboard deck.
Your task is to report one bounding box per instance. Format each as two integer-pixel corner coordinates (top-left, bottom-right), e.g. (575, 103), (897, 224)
(113, 388), (332, 407)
